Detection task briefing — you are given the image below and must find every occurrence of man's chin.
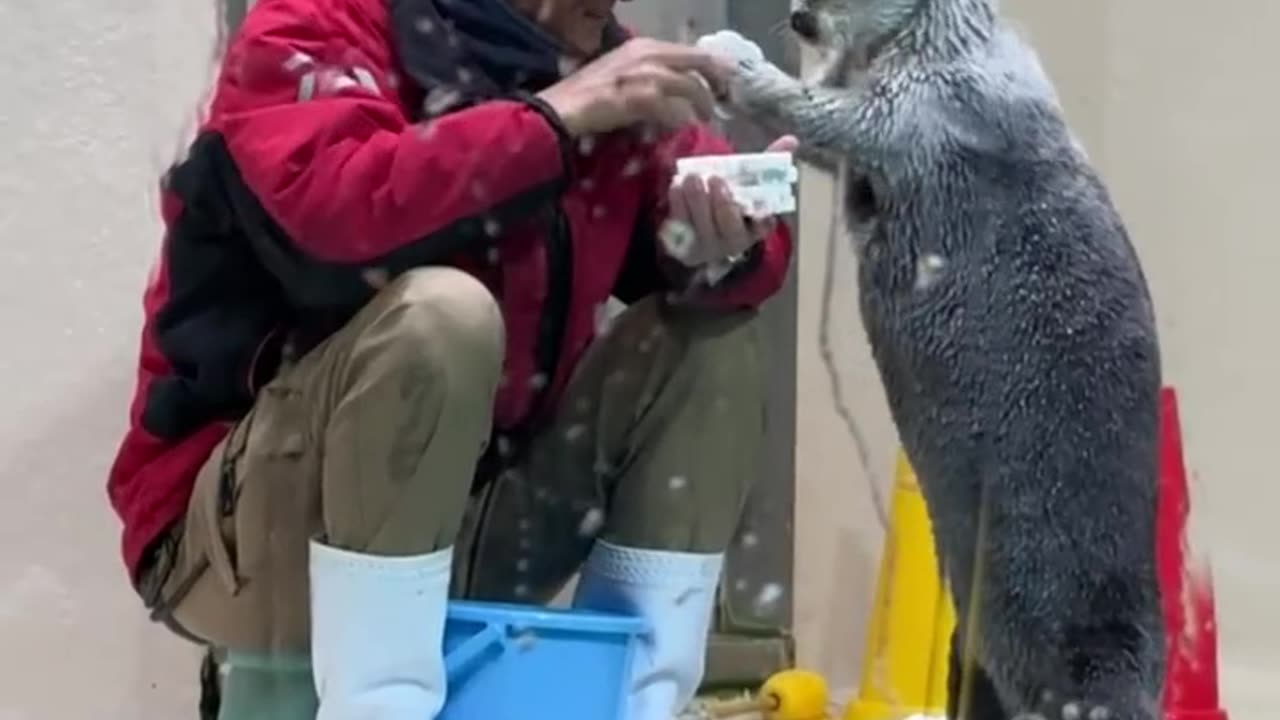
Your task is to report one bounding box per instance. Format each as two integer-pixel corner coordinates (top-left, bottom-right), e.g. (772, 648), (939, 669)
(565, 36), (605, 59)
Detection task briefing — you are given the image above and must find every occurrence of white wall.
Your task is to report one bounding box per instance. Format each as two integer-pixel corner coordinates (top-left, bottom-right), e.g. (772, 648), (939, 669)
(0, 1), (216, 717)
(793, 2), (1280, 719)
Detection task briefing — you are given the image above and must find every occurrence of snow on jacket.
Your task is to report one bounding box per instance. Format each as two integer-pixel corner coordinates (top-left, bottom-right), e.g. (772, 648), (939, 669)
(108, 0), (793, 581)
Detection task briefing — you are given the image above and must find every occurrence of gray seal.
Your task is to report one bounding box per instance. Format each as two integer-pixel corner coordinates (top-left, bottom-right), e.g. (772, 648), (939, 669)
(716, 2), (1166, 718)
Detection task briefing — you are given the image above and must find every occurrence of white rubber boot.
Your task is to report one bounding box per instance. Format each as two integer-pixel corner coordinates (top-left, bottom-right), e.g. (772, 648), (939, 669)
(573, 540), (726, 720)
(310, 540), (453, 720)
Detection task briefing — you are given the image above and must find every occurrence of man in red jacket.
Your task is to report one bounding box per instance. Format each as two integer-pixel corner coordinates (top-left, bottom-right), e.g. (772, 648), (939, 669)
(110, 0), (794, 718)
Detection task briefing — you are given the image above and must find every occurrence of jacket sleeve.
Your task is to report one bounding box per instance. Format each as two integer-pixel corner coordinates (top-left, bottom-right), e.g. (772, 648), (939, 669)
(205, 3), (570, 307)
(622, 123), (793, 310)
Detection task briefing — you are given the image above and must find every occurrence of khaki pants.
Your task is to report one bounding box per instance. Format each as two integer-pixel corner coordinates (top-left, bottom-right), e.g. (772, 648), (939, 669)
(141, 267), (765, 655)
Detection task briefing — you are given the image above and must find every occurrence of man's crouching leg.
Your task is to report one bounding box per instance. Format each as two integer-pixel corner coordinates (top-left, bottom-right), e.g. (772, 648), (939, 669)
(153, 268), (503, 720)
(465, 297), (763, 720)
(581, 300), (763, 720)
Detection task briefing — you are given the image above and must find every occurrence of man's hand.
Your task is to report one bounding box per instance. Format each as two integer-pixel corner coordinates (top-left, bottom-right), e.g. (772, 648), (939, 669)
(662, 135), (799, 271)
(536, 38), (731, 136)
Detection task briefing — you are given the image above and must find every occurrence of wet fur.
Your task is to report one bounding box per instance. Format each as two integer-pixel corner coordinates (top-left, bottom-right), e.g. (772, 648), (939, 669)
(723, 1), (1166, 718)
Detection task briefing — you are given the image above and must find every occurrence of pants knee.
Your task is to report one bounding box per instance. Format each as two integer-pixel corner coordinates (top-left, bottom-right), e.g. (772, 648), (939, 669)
(373, 267), (505, 388)
(676, 309), (764, 410)
(327, 268), (504, 554)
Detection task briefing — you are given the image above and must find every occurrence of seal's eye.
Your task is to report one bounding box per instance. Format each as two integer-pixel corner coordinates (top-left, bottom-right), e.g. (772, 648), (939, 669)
(790, 10), (821, 41)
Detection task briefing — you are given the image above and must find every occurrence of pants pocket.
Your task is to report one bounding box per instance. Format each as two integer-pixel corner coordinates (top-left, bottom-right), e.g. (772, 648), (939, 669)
(228, 382), (317, 580)
(197, 426), (251, 597)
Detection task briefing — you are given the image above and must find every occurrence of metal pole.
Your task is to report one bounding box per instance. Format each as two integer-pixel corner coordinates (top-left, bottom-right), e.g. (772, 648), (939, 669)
(223, 0), (249, 32)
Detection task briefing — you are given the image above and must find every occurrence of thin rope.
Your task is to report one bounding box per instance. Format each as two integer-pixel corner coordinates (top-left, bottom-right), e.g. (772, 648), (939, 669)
(816, 167), (889, 529)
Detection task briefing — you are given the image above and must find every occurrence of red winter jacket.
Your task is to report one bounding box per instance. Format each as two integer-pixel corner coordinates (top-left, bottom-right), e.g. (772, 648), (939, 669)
(108, 0), (793, 582)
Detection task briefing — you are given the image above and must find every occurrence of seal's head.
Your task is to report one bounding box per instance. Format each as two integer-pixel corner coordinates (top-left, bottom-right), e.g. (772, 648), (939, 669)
(789, 0), (920, 57)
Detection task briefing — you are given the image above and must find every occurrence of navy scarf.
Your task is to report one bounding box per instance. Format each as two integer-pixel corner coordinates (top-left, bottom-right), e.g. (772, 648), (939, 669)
(390, 0), (625, 106)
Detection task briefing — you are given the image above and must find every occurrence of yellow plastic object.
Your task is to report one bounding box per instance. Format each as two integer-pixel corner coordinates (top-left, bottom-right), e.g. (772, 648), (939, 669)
(841, 452), (955, 720)
(760, 669), (830, 720)
(693, 669), (829, 719)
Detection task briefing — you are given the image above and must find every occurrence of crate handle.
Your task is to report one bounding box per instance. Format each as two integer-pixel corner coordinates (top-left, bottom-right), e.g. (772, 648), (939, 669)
(444, 622), (507, 682)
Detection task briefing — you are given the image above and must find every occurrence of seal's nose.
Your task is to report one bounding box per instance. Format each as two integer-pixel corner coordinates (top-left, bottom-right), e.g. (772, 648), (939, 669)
(790, 10), (820, 40)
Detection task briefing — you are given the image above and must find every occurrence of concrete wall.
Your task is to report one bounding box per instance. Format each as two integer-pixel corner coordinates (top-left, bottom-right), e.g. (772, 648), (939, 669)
(0, 0), (1275, 718)
(0, 1), (214, 717)
(792, 2), (1280, 718)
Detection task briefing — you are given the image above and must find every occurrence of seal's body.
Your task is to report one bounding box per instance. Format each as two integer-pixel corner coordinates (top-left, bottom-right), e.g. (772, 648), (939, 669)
(716, 2), (1166, 717)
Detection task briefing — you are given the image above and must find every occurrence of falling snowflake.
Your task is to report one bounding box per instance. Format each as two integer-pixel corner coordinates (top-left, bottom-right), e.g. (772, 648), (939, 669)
(513, 583), (530, 598)
(659, 219), (697, 261)
(457, 67), (474, 84)
(668, 475), (688, 490)
(496, 435), (513, 457)
(740, 532), (759, 548)
(578, 135), (597, 156)
(528, 373), (548, 390)
(423, 86), (463, 116)
(591, 205), (607, 220)
(415, 17), (435, 33)
(438, 14), (461, 46)
(753, 583), (784, 612)
(486, 246), (501, 264)
(557, 55), (582, 77)
(914, 253), (947, 291)
(517, 517), (532, 531)
(361, 267), (390, 289)
(733, 578), (748, 592)
(483, 218), (502, 237)
(512, 628), (538, 650)
(580, 177), (596, 191)
(564, 424), (587, 442)
(516, 558), (531, 572)
(578, 507), (606, 537)
(621, 157), (645, 177)
(1062, 704), (1081, 720)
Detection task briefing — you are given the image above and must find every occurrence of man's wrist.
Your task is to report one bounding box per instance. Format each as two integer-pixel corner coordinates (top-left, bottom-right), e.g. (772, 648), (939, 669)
(530, 87), (585, 136)
(514, 90), (578, 178)
(699, 252), (747, 287)
(699, 243), (763, 289)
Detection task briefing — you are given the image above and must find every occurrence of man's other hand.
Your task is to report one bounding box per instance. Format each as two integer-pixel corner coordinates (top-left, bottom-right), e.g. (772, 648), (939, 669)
(536, 38), (732, 136)
(663, 135), (799, 269)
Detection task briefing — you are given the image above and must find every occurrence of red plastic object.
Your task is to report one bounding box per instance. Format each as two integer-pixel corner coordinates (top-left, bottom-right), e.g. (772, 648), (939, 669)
(1156, 387), (1229, 720)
